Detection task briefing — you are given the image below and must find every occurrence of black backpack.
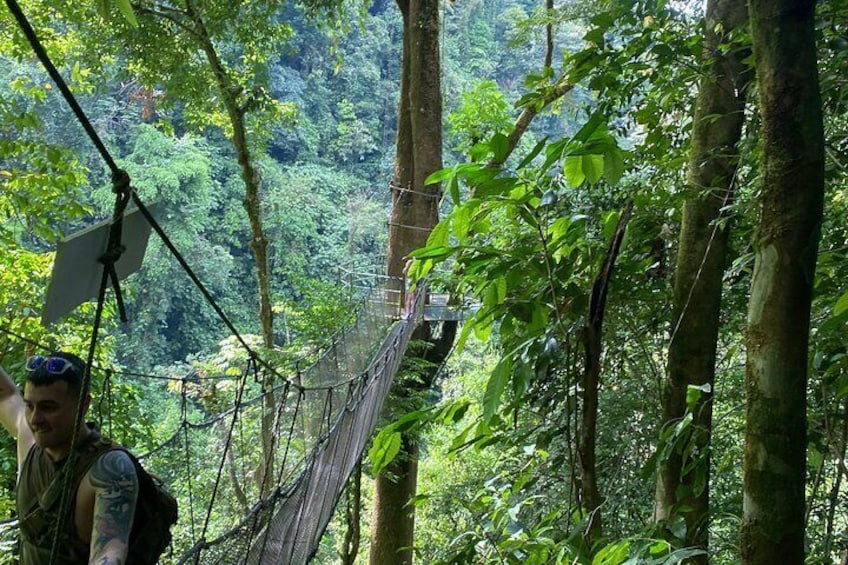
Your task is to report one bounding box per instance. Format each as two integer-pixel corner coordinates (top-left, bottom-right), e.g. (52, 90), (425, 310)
(76, 439), (179, 565)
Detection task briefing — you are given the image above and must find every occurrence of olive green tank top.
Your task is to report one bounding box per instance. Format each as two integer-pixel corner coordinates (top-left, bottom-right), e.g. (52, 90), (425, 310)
(16, 428), (105, 564)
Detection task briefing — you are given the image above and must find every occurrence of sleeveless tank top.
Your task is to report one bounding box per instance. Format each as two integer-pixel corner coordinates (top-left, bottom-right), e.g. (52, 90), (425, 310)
(16, 428), (104, 564)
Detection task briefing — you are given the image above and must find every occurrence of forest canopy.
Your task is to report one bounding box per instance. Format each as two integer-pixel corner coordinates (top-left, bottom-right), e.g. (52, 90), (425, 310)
(1, 0), (846, 563)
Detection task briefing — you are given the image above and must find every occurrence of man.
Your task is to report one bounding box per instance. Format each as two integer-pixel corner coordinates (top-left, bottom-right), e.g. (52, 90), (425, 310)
(0, 352), (138, 564)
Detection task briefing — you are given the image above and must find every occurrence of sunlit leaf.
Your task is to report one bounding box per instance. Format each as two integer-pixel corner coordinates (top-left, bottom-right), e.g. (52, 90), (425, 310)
(369, 428), (402, 475)
(582, 154), (604, 184)
(483, 357), (512, 423)
(563, 156), (585, 187)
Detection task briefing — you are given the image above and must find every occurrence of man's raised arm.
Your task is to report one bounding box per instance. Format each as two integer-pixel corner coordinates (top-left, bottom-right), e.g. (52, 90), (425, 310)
(0, 364), (24, 438)
(1, 364), (34, 475)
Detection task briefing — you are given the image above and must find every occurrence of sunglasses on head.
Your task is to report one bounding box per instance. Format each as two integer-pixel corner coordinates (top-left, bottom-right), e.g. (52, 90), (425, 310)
(26, 355), (80, 375)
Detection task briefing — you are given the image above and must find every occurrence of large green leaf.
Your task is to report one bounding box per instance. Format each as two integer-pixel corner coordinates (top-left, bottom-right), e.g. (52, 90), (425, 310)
(563, 155), (586, 187)
(483, 357), (513, 424)
(369, 428), (402, 475)
(582, 154), (604, 184)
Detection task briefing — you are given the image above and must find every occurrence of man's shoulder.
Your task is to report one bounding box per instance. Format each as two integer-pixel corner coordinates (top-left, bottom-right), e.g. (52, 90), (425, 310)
(84, 448), (139, 488)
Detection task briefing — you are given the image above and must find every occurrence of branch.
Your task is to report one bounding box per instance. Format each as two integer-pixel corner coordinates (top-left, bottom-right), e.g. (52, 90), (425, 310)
(133, 3), (199, 37)
(491, 74), (576, 168)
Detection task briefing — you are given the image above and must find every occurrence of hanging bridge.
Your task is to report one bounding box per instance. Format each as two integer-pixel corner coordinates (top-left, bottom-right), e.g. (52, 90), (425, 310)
(149, 277), (428, 564)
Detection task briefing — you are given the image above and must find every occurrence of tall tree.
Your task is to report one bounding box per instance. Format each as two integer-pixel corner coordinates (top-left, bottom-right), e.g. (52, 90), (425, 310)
(368, 0), (453, 561)
(654, 0), (750, 558)
(89, 0), (295, 497)
(742, 0), (824, 562)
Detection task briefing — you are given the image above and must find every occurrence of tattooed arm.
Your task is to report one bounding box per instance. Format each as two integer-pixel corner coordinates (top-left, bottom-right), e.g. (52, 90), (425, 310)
(87, 450), (139, 565)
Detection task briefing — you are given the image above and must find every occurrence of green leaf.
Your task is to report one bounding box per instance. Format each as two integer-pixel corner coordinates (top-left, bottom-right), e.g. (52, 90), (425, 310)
(408, 245), (456, 260)
(834, 288), (848, 316)
(686, 383), (711, 410)
(454, 317), (475, 353)
(426, 164), (457, 186)
(582, 154), (604, 184)
(574, 111), (605, 143)
(469, 141), (491, 162)
(603, 148), (625, 185)
(517, 137), (548, 170)
(602, 210), (621, 241)
(495, 276), (507, 304)
(593, 540), (630, 565)
(563, 156), (586, 187)
(426, 219), (450, 248)
(475, 177), (520, 198)
(452, 204), (472, 243)
(369, 429), (402, 475)
(115, 0), (139, 27)
(490, 132), (509, 164)
(448, 174), (461, 205)
(439, 399), (471, 424)
(660, 548), (708, 564)
(483, 358), (513, 423)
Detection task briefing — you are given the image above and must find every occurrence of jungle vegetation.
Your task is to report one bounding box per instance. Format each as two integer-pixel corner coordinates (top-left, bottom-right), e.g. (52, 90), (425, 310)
(0, 0), (846, 563)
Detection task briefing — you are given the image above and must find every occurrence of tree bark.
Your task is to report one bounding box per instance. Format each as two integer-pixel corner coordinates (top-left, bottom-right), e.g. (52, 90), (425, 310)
(654, 0), (750, 558)
(370, 436), (420, 564)
(579, 201), (632, 543)
(742, 1), (824, 563)
(340, 462), (362, 565)
(369, 0), (444, 561)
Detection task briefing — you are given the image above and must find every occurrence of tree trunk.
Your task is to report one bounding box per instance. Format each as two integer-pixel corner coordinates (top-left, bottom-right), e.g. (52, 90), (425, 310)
(369, 0), (444, 561)
(742, 1), (824, 563)
(370, 437), (420, 564)
(340, 462), (362, 565)
(579, 202), (632, 543)
(654, 0), (750, 558)
(186, 1), (277, 497)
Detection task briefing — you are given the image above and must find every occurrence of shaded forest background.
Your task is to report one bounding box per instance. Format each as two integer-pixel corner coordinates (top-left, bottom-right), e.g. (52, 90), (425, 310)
(0, 0), (846, 563)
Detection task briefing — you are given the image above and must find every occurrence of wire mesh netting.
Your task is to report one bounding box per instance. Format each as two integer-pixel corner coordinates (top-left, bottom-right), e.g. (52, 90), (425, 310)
(167, 283), (423, 564)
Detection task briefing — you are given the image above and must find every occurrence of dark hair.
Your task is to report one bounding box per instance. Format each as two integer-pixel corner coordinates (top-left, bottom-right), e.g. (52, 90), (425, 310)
(26, 351), (87, 393)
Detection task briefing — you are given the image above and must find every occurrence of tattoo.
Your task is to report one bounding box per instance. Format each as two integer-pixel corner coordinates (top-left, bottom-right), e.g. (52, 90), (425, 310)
(89, 450), (139, 564)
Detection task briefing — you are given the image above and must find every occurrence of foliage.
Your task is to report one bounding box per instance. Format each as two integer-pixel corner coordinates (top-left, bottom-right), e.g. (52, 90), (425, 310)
(1, 0), (847, 563)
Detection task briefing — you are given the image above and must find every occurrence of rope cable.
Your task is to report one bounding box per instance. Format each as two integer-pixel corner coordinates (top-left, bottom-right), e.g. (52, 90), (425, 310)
(180, 380), (199, 542)
(49, 231), (114, 564)
(49, 171), (131, 564)
(196, 355), (254, 562)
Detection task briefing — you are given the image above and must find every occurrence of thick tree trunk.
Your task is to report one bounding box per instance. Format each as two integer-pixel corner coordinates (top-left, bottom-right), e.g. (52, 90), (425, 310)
(654, 0), (749, 558)
(369, 0), (444, 561)
(742, 1), (824, 563)
(370, 437), (420, 564)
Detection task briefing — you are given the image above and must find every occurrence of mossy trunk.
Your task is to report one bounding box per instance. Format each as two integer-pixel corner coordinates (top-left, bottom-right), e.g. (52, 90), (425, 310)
(742, 1), (824, 563)
(655, 0), (750, 557)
